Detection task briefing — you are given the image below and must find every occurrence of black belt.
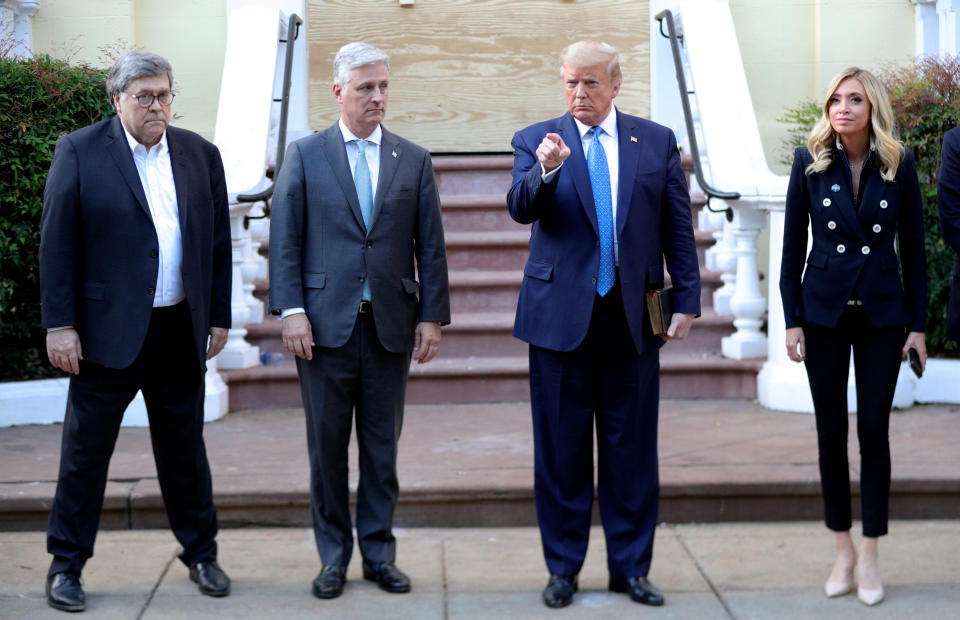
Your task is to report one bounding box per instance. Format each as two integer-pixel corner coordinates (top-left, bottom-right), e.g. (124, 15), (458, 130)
(359, 299), (372, 314)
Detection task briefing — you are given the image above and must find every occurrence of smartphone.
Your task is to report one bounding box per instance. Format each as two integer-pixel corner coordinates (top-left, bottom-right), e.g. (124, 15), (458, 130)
(908, 348), (923, 379)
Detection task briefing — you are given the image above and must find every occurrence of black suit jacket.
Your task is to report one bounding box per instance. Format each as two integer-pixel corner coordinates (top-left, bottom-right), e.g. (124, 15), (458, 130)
(39, 116), (232, 368)
(268, 123), (450, 353)
(938, 127), (960, 341)
(780, 145), (926, 333)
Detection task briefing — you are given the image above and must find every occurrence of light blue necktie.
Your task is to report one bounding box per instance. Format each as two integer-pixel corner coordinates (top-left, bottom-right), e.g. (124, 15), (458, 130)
(587, 126), (615, 296)
(353, 139), (374, 301)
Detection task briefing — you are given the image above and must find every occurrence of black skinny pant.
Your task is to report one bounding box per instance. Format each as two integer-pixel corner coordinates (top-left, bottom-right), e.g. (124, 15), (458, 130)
(802, 306), (904, 537)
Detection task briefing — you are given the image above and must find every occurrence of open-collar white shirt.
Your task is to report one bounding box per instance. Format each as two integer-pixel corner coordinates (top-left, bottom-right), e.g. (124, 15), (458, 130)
(123, 124), (184, 307)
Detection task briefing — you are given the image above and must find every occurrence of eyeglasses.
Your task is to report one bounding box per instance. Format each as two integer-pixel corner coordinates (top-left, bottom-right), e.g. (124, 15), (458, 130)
(124, 91), (175, 107)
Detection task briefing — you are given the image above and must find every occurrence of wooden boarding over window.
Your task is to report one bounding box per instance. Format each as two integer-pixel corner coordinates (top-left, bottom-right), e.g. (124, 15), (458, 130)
(307, 0), (650, 153)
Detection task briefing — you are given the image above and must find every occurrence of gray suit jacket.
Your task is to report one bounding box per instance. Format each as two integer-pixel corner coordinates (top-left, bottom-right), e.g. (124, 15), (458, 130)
(268, 122), (450, 353)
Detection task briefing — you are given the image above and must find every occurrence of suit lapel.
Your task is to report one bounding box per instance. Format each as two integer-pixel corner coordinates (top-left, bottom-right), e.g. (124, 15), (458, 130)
(372, 127), (401, 231)
(105, 116), (151, 218)
(166, 128), (189, 232)
(616, 111), (640, 239)
(320, 124), (366, 230)
(561, 113), (598, 235)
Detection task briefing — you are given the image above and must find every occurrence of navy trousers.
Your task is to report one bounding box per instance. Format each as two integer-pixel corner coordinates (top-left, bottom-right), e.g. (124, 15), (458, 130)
(529, 282), (661, 577)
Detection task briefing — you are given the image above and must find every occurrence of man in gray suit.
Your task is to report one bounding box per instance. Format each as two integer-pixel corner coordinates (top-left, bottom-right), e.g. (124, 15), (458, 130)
(268, 41), (450, 600)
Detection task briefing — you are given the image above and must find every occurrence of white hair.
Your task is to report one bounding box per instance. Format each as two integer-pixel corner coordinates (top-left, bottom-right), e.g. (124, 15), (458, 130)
(333, 42), (390, 87)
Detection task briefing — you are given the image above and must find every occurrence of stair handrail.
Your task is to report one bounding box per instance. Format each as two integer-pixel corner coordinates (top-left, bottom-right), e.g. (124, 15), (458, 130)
(236, 12), (303, 227)
(655, 9), (738, 221)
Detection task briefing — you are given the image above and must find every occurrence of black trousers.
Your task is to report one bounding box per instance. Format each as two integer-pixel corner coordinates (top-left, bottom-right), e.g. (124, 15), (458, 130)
(296, 311), (411, 568)
(529, 281), (661, 578)
(802, 306), (904, 537)
(47, 302), (218, 576)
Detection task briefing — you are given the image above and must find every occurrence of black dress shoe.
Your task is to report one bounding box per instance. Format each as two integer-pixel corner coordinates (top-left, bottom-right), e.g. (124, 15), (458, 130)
(361, 560), (411, 593)
(189, 560), (230, 597)
(609, 575), (664, 606)
(542, 573), (578, 608)
(46, 572), (85, 612)
(312, 565), (346, 599)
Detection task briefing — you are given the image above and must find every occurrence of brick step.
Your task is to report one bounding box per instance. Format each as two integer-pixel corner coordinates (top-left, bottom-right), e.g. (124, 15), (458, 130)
(440, 193), (514, 232)
(220, 352), (759, 410)
(449, 270), (522, 313)
(445, 230), (530, 271)
(246, 306), (732, 360)
(432, 155), (514, 195)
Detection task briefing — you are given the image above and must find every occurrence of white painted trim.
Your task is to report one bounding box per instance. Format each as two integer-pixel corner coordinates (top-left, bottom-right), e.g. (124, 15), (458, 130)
(0, 366), (229, 428)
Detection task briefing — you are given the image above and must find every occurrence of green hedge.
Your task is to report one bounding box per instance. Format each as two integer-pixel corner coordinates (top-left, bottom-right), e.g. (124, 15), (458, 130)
(778, 56), (960, 357)
(0, 55), (114, 381)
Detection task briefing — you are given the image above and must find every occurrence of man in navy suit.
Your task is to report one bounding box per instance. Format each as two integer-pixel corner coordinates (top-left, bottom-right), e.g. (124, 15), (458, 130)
(40, 51), (232, 612)
(506, 40), (700, 609)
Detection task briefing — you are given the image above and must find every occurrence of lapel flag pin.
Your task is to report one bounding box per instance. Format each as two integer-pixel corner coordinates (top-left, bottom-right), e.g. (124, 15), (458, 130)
(831, 184), (840, 192)
(392, 151), (398, 158)
(630, 136), (638, 142)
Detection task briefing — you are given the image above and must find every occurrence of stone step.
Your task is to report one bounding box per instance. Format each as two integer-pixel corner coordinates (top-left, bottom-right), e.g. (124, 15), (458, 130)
(220, 352), (760, 410)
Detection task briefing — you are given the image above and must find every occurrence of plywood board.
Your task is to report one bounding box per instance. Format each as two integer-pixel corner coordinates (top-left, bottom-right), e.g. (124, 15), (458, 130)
(307, 0), (650, 153)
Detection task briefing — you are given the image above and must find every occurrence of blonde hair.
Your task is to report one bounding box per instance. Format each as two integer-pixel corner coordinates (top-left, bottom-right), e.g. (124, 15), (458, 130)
(559, 40), (622, 83)
(805, 67), (904, 181)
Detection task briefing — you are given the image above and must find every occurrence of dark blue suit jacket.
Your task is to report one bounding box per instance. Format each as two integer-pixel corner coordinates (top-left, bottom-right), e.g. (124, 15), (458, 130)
(40, 116), (232, 369)
(506, 110), (701, 354)
(780, 146), (926, 333)
(938, 127), (960, 340)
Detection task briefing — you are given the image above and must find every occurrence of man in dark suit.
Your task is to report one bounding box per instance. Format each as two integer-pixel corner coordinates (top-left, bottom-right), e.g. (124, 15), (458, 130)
(39, 51), (232, 612)
(506, 40), (700, 609)
(269, 41), (450, 600)
(938, 126), (960, 341)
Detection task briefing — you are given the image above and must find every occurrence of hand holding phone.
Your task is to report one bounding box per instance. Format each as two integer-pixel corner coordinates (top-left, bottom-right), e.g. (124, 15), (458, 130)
(908, 348), (923, 379)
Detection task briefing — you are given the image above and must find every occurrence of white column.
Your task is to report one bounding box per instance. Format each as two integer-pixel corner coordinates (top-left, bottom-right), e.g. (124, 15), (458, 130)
(0, 0), (40, 57)
(720, 202), (767, 359)
(217, 202), (261, 369)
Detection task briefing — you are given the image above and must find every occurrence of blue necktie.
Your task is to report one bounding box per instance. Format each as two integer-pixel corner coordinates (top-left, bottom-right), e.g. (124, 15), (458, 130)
(587, 126), (615, 296)
(353, 139), (374, 301)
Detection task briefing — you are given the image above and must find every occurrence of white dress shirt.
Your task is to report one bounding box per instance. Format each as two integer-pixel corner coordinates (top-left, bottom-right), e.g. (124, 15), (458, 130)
(124, 126), (184, 307)
(542, 107), (621, 263)
(280, 119), (383, 319)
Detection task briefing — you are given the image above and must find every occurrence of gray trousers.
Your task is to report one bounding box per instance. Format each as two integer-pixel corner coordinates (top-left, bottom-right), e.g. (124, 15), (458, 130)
(296, 311), (410, 567)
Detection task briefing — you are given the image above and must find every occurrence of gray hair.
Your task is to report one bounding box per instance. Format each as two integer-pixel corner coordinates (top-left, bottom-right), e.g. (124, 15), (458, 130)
(333, 42), (390, 88)
(559, 40), (622, 82)
(105, 51), (174, 100)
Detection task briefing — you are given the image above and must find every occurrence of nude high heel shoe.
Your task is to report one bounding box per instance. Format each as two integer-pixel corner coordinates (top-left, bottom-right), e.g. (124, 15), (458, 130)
(856, 557), (884, 606)
(824, 553), (856, 598)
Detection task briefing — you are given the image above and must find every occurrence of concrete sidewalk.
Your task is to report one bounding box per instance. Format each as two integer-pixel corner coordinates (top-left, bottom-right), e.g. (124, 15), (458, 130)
(4, 522), (960, 619)
(2, 400), (960, 529)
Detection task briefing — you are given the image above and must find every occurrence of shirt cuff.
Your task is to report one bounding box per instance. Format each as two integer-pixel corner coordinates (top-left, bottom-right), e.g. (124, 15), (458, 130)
(47, 326), (74, 333)
(541, 162), (562, 182)
(280, 308), (306, 319)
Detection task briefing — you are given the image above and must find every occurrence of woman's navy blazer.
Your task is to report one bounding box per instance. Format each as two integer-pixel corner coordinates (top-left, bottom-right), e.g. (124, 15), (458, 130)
(779, 146), (926, 333)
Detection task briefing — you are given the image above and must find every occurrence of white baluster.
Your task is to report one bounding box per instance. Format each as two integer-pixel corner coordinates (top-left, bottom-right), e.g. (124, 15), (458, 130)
(217, 202), (261, 369)
(720, 203), (767, 359)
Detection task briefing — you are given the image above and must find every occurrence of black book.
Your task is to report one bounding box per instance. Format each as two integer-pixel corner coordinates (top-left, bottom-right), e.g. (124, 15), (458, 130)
(646, 285), (673, 336)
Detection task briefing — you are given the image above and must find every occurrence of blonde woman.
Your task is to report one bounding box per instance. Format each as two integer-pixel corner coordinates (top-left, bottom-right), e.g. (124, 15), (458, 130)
(779, 67), (927, 606)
